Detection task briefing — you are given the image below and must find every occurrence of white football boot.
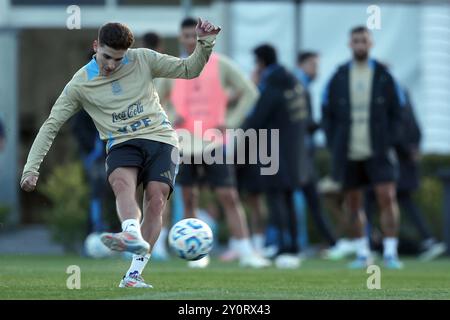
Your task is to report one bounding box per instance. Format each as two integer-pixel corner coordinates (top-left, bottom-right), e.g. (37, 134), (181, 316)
(100, 231), (150, 256)
(119, 271), (153, 288)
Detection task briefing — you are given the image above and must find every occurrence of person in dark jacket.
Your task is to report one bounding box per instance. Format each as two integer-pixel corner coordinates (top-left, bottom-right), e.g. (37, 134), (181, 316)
(242, 44), (309, 263)
(365, 87), (447, 260)
(321, 26), (404, 269)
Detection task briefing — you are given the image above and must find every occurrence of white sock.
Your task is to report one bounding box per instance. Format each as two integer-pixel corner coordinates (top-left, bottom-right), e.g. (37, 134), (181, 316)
(252, 234), (265, 252)
(355, 237), (370, 258)
(235, 238), (255, 258)
(383, 237), (398, 258)
(126, 253), (151, 277)
(122, 219), (142, 238)
(153, 227), (168, 254)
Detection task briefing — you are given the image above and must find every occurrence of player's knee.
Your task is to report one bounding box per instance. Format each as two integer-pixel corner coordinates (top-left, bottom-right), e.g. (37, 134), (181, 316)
(109, 177), (132, 195)
(145, 184), (169, 214)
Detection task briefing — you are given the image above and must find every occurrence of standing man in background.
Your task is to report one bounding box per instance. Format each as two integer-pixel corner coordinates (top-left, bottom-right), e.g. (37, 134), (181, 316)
(322, 26), (405, 269)
(242, 44), (309, 267)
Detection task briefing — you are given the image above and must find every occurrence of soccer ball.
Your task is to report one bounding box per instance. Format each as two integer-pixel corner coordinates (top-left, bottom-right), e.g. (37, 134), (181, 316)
(84, 232), (113, 259)
(168, 218), (213, 261)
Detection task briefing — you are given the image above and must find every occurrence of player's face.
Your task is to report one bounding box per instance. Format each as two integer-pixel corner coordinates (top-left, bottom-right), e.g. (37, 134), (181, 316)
(349, 31), (372, 62)
(93, 40), (127, 76)
(300, 56), (319, 81)
(179, 26), (197, 55)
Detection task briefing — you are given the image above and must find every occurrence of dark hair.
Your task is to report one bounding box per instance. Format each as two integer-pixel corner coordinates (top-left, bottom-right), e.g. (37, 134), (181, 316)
(142, 32), (161, 50)
(253, 44), (277, 66)
(87, 48), (96, 61)
(98, 22), (134, 50)
(297, 51), (318, 64)
(350, 25), (370, 36)
(181, 17), (197, 29)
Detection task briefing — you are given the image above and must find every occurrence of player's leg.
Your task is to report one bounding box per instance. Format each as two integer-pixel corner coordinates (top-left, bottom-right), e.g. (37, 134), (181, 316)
(235, 164), (266, 256)
(175, 160), (199, 218)
(369, 156), (403, 269)
(121, 142), (177, 287)
(302, 181), (337, 247)
(247, 192), (266, 253)
(176, 161), (213, 268)
(150, 198), (171, 261)
(339, 160), (371, 268)
(211, 161), (270, 268)
(374, 182), (403, 268)
(120, 183), (170, 288)
(101, 166), (150, 256)
(345, 188), (372, 268)
(182, 186), (199, 218)
(141, 181), (171, 248)
(216, 187), (249, 238)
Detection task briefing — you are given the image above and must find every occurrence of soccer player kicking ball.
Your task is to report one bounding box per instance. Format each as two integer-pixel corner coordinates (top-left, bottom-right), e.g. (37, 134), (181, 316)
(20, 19), (221, 288)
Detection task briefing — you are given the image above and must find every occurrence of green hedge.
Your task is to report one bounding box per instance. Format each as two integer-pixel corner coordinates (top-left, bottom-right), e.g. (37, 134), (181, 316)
(40, 161), (89, 253)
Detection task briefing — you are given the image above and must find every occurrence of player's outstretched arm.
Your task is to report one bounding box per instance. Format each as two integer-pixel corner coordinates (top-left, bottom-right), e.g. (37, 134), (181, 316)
(148, 18), (221, 80)
(20, 84), (81, 192)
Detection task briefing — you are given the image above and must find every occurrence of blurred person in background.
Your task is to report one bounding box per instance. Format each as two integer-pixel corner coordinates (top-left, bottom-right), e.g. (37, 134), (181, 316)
(365, 87), (447, 261)
(293, 51), (337, 252)
(143, 31), (165, 53)
(241, 44), (310, 268)
(20, 19), (221, 288)
(322, 26), (405, 269)
(230, 67), (269, 262)
(157, 17), (270, 269)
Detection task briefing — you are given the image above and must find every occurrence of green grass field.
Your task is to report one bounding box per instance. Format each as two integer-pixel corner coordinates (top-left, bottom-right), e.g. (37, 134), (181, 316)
(1, 254), (449, 300)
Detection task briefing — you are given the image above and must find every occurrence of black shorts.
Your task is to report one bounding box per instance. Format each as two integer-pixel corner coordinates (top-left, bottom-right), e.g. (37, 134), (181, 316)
(236, 164), (264, 194)
(342, 155), (396, 190)
(176, 157), (236, 188)
(105, 139), (179, 197)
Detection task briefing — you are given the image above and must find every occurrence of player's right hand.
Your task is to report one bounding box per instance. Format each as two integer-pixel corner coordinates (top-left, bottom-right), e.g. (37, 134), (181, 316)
(21, 174), (38, 192)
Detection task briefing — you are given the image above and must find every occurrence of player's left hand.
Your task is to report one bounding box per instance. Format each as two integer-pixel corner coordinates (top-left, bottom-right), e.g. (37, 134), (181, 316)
(196, 18), (221, 37)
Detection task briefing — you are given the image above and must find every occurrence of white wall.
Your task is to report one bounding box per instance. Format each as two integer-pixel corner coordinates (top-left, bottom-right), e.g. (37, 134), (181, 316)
(229, 1), (297, 76)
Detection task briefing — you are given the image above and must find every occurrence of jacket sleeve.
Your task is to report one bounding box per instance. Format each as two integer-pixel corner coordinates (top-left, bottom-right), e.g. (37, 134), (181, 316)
(394, 88), (421, 160)
(387, 73), (406, 147)
(145, 35), (216, 79)
(219, 56), (259, 128)
(321, 75), (336, 150)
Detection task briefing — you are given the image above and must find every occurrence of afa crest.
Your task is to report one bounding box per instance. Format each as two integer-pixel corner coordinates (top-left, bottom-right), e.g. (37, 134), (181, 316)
(111, 80), (123, 95)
